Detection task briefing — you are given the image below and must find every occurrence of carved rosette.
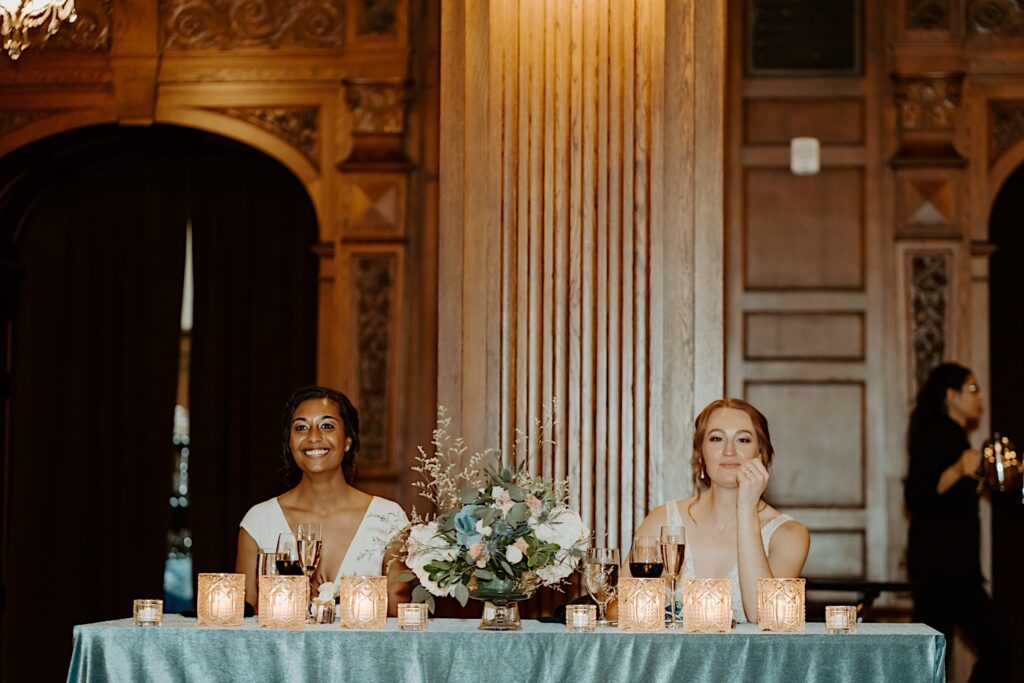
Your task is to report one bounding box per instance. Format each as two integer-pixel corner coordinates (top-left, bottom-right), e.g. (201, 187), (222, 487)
(989, 100), (1024, 166)
(340, 79), (410, 167)
(907, 0), (949, 29)
(891, 73), (966, 166)
(215, 107), (319, 166)
(910, 253), (949, 391)
(38, 0), (113, 53)
(354, 254), (394, 467)
(967, 0), (1024, 37)
(160, 0), (346, 50)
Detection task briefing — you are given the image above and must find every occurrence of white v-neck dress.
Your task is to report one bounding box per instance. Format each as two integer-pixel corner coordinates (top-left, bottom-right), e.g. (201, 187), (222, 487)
(665, 500), (793, 624)
(240, 496), (408, 581)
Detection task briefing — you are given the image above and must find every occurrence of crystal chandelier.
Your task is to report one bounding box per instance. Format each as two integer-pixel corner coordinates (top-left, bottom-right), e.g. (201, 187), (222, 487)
(1, 0), (77, 60)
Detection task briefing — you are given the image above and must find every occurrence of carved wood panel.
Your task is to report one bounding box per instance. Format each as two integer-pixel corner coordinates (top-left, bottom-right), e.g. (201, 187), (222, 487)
(159, 0), (348, 50)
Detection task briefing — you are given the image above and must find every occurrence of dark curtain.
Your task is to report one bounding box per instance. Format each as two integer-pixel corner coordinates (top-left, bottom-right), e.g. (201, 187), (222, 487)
(187, 151), (318, 576)
(4, 148), (187, 681)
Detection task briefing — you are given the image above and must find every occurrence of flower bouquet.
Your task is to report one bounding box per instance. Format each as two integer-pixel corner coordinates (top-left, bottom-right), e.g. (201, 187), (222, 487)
(394, 408), (589, 630)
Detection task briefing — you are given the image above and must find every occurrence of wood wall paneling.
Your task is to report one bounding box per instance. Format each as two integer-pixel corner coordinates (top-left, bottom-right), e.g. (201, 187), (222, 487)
(440, 0), (724, 549)
(746, 381), (866, 508)
(801, 529), (865, 579)
(744, 98), (865, 145)
(744, 168), (865, 290)
(744, 311), (865, 360)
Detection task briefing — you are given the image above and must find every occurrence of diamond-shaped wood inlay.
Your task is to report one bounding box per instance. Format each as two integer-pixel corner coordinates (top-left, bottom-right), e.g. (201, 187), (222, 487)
(346, 174), (405, 235)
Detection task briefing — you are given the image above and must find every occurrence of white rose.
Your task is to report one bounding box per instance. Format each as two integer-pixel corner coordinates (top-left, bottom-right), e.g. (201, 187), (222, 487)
(536, 550), (577, 583)
(406, 522), (457, 597)
(474, 519), (493, 537)
(505, 544), (524, 564)
(534, 507), (588, 550)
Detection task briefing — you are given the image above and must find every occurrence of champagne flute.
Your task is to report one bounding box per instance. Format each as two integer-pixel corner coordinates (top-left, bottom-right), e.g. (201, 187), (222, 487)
(296, 523), (323, 578)
(584, 548), (620, 627)
(275, 532), (303, 576)
(660, 525), (685, 629)
(628, 536), (663, 578)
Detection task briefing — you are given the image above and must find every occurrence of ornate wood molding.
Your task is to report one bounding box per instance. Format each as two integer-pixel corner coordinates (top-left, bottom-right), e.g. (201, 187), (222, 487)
(353, 253), (394, 469)
(340, 78), (410, 167)
(0, 110), (64, 137)
(967, 0), (1024, 36)
(910, 252), (949, 391)
(160, 0), (347, 50)
(907, 0), (950, 29)
(356, 0), (398, 36)
(989, 100), (1024, 166)
(891, 73), (966, 167)
(213, 106), (320, 166)
(38, 0), (113, 54)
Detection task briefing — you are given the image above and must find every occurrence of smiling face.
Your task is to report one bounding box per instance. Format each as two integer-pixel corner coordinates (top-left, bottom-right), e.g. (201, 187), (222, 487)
(701, 407), (763, 486)
(289, 397), (352, 475)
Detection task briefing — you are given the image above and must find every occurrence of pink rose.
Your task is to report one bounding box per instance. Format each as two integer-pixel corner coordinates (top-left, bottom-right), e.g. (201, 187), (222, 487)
(515, 537), (529, 552)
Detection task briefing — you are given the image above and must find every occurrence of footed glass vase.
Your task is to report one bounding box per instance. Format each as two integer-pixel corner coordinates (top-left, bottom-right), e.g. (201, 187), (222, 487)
(468, 575), (538, 631)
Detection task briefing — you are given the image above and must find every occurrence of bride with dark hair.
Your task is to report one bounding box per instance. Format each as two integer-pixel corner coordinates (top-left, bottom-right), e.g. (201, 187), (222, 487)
(235, 386), (408, 612)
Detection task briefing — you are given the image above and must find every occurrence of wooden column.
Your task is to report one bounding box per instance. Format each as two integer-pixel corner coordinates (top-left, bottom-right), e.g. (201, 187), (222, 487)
(439, 0), (725, 547)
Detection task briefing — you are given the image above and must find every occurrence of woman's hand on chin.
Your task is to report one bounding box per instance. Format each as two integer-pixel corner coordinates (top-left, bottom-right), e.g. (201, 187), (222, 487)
(735, 459), (770, 510)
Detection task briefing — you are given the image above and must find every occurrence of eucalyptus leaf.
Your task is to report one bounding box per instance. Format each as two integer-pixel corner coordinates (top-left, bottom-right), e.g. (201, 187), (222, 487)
(506, 484), (525, 501)
(506, 502), (529, 525)
(412, 585), (430, 603)
(459, 486), (481, 504)
(454, 582), (470, 607)
(426, 595), (436, 613)
(501, 468), (513, 482)
(482, 508), (502, 527)
(499, 559), (515, 576)
(395, 572), (416, 583)
(474, 569), (496, 580)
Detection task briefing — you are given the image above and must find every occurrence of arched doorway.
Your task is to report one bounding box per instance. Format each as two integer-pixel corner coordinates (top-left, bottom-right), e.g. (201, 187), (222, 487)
(988, 160), (1024, 682)
(0, 124), (319, 680)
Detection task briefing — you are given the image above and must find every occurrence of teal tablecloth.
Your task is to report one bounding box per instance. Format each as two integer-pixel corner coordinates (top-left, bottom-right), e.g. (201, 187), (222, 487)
(68, 616), (945, 682)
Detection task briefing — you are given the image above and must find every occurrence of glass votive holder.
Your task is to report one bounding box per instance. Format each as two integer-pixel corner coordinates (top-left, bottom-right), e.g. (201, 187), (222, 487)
(825, 605), (857, 634)
(258, 575), (309, 629)
(339, 576), (388, 629)
(757, 578), (806, 632)
(398, 603), (429, 631)
(197, 573), (245, 627)
(682, 578), (733, 633)
(565, 604), (597, 632)
(133, 599), (163, 627)
(618, 578), (667, 632)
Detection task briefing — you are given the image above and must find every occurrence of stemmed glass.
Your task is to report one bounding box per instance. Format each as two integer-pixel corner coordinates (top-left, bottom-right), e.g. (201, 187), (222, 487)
(660, 525), (686, 629)
(296, 523), (322, 578)
(628, 536), (663, 578)
(584, 548), (620, 627)
(275, 532), (303, 576)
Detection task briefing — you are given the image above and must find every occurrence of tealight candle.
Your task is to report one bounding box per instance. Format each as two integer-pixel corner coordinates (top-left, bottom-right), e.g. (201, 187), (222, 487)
(825, 605), (857, 634)
(398, 603), (429, 631)
(565, 604), (596, 632)
(197, 573), (245, 627)
(133, 599), (163, 627)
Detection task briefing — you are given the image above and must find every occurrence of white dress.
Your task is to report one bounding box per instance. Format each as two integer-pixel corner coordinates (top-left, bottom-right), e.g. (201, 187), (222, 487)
(666, 500), (794, 624)
(240, 496), (409, 581)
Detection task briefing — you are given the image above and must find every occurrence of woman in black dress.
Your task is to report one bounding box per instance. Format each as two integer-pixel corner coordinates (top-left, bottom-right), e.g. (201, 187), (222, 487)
(905, 362), (1007, 681)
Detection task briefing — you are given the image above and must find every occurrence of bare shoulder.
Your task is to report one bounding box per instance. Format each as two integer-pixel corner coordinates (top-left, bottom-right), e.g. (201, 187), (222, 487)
(637, 496), (695, 535)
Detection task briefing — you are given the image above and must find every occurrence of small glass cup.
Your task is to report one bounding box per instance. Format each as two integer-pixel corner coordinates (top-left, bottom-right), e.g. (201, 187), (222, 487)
(133, 599), (163, 627)
(565, 604), (597, 632)
(398, 603), (429, 631)
(825, 605), (857, 634)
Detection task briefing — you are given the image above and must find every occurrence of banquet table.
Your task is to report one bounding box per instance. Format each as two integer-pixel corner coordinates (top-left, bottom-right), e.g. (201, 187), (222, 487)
(68, 615), (945, 683)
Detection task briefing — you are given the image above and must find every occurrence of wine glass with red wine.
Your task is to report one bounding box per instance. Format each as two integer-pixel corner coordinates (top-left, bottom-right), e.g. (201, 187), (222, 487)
(275, 532), (304, 575)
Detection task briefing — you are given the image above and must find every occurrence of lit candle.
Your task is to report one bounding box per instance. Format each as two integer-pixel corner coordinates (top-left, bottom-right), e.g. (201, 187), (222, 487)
(398, 603), (428, 631)
(825, 605), (857, 634)
(212, 591), (232, 619)
(133, 599), (163, 627)
(355, 595), (374, 622)
(618, 578), (666, 631)
(757, 578), (806, 632)
(565, 604), (596, 632)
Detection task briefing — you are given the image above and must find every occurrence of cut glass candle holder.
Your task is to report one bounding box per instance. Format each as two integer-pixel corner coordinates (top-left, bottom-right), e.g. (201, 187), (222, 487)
(757, 578), (805, 632)
(339, 576), (387, 629)
(682, 578), (732, 633)
(197, 573), (245, 627)
(618, 578), (667, 632)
